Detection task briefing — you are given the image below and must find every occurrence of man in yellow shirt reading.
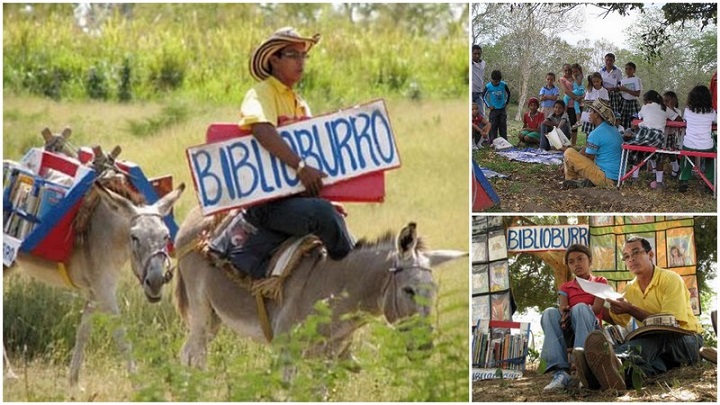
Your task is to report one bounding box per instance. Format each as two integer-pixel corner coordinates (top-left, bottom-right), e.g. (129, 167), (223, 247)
(577, 237), (703, 390)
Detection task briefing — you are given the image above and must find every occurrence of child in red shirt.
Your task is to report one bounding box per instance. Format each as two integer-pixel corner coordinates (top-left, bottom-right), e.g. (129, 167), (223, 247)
(472, 102), (491, 148)
(517, 97), (545, 146)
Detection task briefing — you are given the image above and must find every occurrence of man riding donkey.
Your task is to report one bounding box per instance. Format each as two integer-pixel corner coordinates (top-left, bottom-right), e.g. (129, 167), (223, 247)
(206, 27), (354, 279)
(572, 237), (709, 391)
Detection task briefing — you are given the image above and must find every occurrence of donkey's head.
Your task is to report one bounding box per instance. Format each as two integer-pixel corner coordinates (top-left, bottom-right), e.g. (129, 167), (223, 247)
(382, 222), (467, 323)
(96, 182), (185, 303)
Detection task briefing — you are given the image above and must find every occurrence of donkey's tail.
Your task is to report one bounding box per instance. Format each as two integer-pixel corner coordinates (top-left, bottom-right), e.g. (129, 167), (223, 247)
(174, 259), (189, 324)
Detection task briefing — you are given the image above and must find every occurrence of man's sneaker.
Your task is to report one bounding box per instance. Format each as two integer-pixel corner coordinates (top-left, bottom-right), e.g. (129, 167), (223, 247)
(572, 348), (601, 390)
(584, 331), (626, 391)
(543, 370), (571, 391)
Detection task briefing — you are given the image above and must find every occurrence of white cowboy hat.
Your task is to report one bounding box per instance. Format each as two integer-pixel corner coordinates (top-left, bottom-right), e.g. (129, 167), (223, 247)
(249, 27), (320, 82)
(625, 313), (696, 341)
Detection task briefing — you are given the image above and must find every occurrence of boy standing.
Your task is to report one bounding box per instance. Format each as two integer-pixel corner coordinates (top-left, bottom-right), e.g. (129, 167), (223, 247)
(539, 72), (560, 118)
(472, 45), (486, 116)
(484, 70), (511, 141)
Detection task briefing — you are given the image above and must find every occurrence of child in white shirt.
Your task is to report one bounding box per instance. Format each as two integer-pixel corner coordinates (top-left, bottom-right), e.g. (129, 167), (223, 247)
(678, 85), (716, 193)
(580, 72), (610, 135)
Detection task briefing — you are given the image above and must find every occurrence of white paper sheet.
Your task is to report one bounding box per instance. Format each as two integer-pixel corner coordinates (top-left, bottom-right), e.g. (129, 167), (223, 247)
(576, 277), (623, 300)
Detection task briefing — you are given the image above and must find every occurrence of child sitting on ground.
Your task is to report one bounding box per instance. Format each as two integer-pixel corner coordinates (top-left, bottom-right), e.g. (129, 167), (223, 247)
(622, 90), (678, 189)
(540, 100), (570, 151)
(678, 85), (716, 193)
(472, 101), (491, 149)
(517, 97), (544, 146)
(579, 72), (609, 136)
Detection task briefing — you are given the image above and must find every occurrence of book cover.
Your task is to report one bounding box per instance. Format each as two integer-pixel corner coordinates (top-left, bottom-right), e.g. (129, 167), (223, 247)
(36, 183), (67, 221)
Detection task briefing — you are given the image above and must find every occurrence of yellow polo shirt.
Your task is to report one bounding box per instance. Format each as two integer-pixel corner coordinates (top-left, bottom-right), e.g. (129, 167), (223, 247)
(238, 76), (311, 130)
(609, 266), (702, 333)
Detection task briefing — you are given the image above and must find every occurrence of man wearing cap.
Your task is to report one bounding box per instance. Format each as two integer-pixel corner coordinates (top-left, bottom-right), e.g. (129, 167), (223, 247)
(224, 27), (354, 279)
(575, 237), (703, 391)
(560, 98), (623, 189)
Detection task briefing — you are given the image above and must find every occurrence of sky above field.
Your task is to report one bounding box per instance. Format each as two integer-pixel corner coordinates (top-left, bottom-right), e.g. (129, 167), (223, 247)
(561, 3), (645, 48)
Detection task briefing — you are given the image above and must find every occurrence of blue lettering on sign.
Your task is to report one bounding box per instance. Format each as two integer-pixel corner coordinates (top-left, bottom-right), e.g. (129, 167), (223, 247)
(191, 150), (222, 206)
(506, 229), (518, 250)
(506, 226), (589, 251)
(371, 110), (395, 163)
(188, 102), (399, 213)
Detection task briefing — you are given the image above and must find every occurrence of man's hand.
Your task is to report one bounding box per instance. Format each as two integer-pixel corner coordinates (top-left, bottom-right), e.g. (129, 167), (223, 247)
(298, 165), (327, 197)
(330, 201), (348, 217)
(559, 305), (570, 330)
(607, 298), (633, 314)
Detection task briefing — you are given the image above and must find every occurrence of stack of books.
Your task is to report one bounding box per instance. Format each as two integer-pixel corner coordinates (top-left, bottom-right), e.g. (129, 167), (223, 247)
(3, 164), (69, 240)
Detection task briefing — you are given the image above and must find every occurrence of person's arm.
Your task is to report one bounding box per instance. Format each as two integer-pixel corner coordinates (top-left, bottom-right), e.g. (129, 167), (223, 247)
(504, 85), (511, 108)
(542, 117), (557, 127)
(607, 297), (653, 322)
(591, 296), (605, 316)
(481, 117), (491, 135)
(483, 86), (493, 110)
(558, 293), (570, 330)
(251, 123), (326, 196)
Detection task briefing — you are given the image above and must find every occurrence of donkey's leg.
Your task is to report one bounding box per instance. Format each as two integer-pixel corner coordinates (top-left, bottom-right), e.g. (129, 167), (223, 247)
(69, 300), (95, 386)
(96, 292), (136, 378)
(180, 299), (215, 369)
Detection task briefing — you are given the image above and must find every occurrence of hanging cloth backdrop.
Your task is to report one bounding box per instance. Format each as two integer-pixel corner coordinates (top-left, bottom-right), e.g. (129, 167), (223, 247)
(472, 216), (513, 325)
(589, 216), (700, 315)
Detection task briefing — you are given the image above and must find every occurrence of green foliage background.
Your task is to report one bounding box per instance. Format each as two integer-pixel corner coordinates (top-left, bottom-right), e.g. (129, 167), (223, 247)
(3, 3), (468, 109)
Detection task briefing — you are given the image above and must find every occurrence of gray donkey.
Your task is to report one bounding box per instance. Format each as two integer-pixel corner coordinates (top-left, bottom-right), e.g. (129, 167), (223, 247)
(3, 172), (185, 385)
(174, 207), (467, 368)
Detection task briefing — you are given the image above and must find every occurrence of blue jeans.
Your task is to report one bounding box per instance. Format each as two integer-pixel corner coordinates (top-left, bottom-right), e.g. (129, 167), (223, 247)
(472, 92), (485, 116)
(615, 333), (703, 381)
(231, 197), (354, 278)
(540, 304), (599, 373)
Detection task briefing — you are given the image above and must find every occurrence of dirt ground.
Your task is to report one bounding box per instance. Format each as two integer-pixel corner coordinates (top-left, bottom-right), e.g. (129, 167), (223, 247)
(472, 361), (717, 402)
(477, 149), (716, 213)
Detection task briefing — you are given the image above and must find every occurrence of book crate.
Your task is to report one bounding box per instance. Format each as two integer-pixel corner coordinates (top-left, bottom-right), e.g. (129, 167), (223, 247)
(3, 149), (96, 265)
(471, 319), (531, 381)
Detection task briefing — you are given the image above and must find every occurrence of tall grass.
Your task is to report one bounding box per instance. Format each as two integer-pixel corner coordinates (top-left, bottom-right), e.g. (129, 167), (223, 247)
(2, 95), (469, 401)
(3, 4), (467, 105)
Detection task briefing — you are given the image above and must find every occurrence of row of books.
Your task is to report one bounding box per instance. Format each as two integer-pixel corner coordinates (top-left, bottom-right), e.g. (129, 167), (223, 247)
(471, 329), (528, 370)
(3, 164), (68, 240)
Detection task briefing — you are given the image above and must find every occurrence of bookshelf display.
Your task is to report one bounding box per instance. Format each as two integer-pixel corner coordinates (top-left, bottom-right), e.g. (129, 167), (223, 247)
(3, 149), (96, 266)
(472, 319), (531, 380)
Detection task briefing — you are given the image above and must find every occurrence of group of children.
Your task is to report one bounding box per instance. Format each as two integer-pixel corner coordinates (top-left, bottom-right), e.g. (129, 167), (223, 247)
(472, 53), (717, 193)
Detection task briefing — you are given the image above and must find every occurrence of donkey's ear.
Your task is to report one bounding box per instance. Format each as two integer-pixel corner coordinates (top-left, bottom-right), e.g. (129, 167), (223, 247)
(154, 183), (185, 217)
(96, 182), (137, 217)
(426, 250), (468, 268)
(396, 222), (418, 259)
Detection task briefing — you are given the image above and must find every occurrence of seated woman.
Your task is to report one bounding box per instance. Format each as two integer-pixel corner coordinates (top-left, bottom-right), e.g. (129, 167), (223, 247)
(540, 244), (607, 391)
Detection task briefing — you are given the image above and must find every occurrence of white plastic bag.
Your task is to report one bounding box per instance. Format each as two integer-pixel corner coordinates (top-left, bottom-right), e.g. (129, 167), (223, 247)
(492, 137), (514, 150)
(545, 128), (572, 150)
